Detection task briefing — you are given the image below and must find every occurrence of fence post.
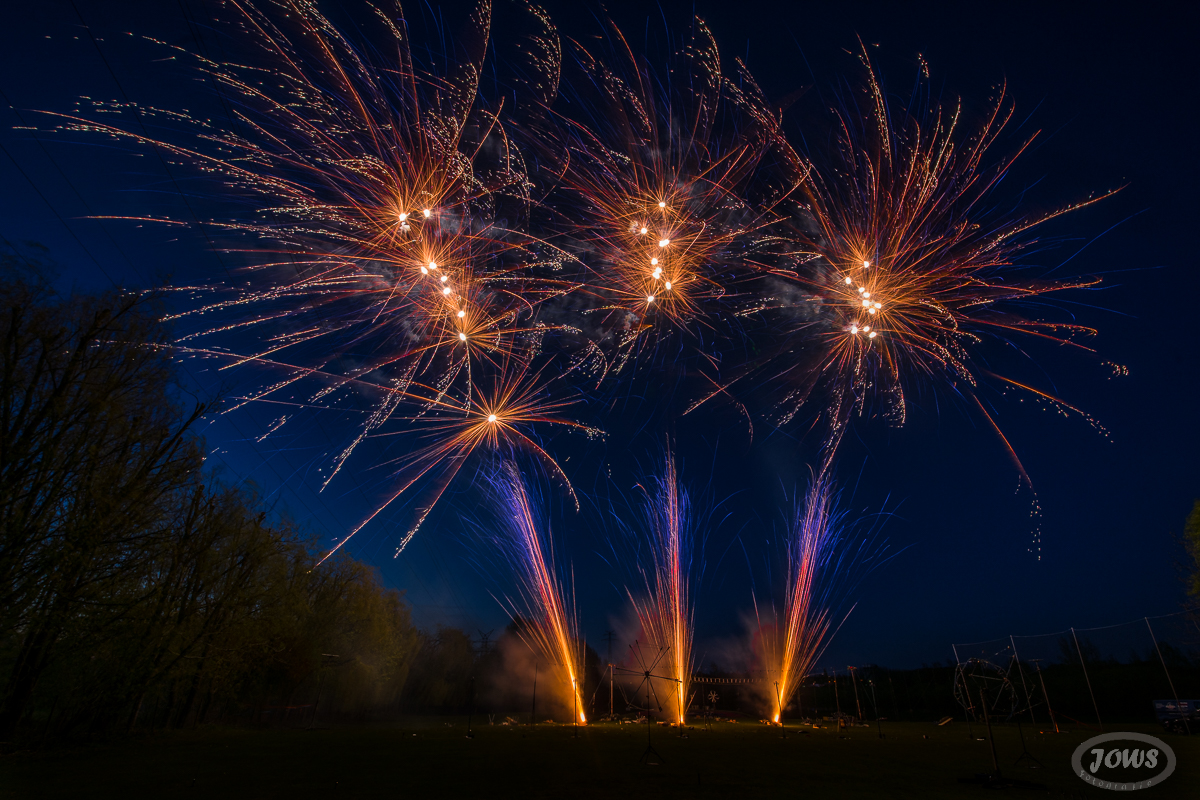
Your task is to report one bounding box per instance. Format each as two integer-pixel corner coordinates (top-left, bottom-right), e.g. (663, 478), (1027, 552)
(1071, 627), (1102, 731)
(1009, 635), (1037, 725)
(1146, 617), (1189, 736)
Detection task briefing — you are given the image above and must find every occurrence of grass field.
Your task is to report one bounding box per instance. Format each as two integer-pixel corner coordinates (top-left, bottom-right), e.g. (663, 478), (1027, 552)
(2, 719), (1196, 799)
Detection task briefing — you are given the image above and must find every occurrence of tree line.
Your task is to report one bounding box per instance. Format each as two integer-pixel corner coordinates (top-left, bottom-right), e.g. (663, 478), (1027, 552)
(0, 255), (506, 742)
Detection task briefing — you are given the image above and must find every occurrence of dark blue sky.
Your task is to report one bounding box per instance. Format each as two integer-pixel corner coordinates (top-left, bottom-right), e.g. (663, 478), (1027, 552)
(2, 0), (1196, 669)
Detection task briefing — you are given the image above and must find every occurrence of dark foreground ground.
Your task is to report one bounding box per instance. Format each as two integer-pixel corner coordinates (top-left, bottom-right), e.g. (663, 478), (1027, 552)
(1, 719), (1197, 799)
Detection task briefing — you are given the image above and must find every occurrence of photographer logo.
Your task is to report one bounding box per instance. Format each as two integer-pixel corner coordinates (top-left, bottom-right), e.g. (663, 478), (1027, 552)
(1071, 732), (1176, 790)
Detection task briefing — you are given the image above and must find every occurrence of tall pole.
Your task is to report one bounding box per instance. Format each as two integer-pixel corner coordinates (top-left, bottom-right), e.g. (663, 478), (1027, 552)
(466, 676), (475, 739)
(1071, 628), (1102, 731)
(308, 671), (326, 731)
(1009, 635), (1037, 725)
(961, 668), (976, 739)
(870, 679), (882, 739)
(978, 676), (1002, 780)
(849, 666), (863, 721)
(647, 679), (652, 748)
(833, 671), (842, 728)
(1032, 659), (1059, 733)
(605, 631), (616, 721)
(887, 670), (900, 721)
(609, 664), (614, 719)
(776, 681), (786, 739)
(952, 645), (970, 733)
(531, 662), (537, 727)
(1146, 617), (1189, 735)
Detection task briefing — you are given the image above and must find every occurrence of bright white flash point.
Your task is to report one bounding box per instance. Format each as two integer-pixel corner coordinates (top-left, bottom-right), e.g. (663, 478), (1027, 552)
(440, 274), (448, 283)
(658, 238), (670, 247)
(658, 201), (667, 208)
(651, 257), (659, 265)
(429, 261), (437, 269)
(456, 310), (466, 318)
(442, 286), (451, 296)
(863, 260), (871, 268)
(647, 295), (656, 303)
(420, 266), (428, 275)
(665, 281), (672, 289)
(850, 325), (859, 334)
(845, 276), (853, 284)
(868, 331), (878, 339)
(399, 212), (408, 221)
(458, 332), (467, 342)
(423, 208), (432, 217)
(640, 227), (648, 234)
(487, 414), (497, 423)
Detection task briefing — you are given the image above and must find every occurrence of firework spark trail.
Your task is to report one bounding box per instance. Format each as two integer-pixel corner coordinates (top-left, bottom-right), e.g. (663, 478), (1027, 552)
(760, 477), (838, 723)
(492, 463), (586, 723)
(628, 452), (693, 724)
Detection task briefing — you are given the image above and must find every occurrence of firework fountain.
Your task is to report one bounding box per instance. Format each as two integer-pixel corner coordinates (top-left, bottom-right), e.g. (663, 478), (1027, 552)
(628, 452), (694, 725)
(491, 463), (587, 724)
(756, 476), (873, 724)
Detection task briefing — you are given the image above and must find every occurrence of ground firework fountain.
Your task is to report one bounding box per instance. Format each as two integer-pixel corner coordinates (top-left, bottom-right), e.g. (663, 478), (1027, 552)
(757, 476), (885, 725)
(492, 464), (586, 723)
(628, 452), (694, 725)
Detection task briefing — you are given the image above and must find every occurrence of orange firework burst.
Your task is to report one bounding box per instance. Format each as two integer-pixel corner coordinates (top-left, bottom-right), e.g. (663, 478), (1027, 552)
(758, 51), (1119, 475)
(319, 356), (600, 564)
(628, 451), (694, 724)
(537, 18), (790, 346)
(43, 0), (596, 557)
(492, 463), (587, 724)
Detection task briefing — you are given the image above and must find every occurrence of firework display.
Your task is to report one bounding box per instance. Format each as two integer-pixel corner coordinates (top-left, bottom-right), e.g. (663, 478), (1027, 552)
(489, 463), (587, 724)
(41, 0), (1117, 715)
(756, 478), (866, 724)
(751, 57), (1118, 475)
(627, 452), (694, 725)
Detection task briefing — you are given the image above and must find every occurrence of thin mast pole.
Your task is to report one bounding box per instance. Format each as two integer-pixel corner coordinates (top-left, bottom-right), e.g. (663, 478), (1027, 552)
(1009, 635), (1037, 725)
(1146, 617), (1189, 735)
(530, 662), (537, 726)
(1071, 627), (1102, 731)
(1032, 660), (1059, 734)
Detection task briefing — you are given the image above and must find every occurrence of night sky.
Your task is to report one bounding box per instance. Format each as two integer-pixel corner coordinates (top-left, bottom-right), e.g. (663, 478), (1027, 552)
(2, 0), (1196, 669)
